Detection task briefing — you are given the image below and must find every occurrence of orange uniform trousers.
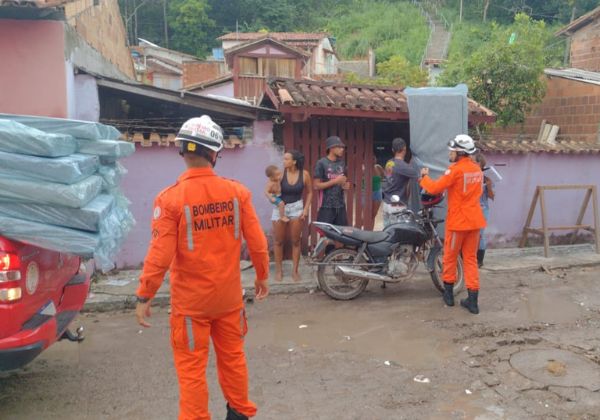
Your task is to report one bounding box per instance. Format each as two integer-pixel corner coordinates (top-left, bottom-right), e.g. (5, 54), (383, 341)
(170, 309), (255, 420)
(442, 229), (480, 291)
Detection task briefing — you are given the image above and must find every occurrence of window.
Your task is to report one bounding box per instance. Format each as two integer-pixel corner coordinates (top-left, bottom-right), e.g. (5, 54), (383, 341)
(239, 57), (258, 75)
(238, 57), (295, 77)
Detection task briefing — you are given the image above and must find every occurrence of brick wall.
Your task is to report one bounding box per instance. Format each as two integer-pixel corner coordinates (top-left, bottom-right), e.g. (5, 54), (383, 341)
(492, 76), (600, 143)
(182, 62), (227, 88)
(570, 20), (600, 72)
(64, 0), (135, 79)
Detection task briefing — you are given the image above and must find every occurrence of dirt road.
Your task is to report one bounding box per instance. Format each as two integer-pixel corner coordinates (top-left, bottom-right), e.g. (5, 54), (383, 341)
(1, 266), (599, 419)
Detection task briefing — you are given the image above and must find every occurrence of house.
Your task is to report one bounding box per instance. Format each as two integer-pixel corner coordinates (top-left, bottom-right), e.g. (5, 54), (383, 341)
(556, 6), (600, 72)
(0, 0), (274, 269)
(218, 32), (338, 77)
(262, 78), (495, 249)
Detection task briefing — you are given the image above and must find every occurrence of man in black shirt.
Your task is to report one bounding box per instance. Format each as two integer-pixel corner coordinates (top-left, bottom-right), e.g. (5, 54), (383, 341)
(314, 136), (349, 226)
(382, 137), (419, 226)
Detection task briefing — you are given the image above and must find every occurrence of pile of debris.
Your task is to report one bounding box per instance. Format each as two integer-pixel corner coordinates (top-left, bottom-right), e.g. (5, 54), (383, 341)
(0, 114), (135, 272)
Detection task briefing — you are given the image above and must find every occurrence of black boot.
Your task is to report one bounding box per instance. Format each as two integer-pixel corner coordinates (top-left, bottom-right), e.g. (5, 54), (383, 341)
(477, 249), (485, 268)
(443, 282), (455, 306)
(226, 404), (248, 420)
(460, 290), (479, 314)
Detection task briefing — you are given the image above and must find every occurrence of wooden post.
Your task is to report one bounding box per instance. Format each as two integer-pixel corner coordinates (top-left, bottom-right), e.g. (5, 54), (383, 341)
(519, 187), (540, 248)
(571, 188), (592, 244)
(593, 186), (600, 254)
(539, 188), (549, 258)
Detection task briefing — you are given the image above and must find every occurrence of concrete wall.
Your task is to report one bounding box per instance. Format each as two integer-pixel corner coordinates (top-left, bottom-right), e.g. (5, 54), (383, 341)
(64, 0), (135, 79)
(0, 20), (68, 117)
(492, 76), (600, 143)
(571, 20), (600, 72)
(484, 152), (600, 247)
(116, 120), (282, 268)
(73, 74), (100, 121)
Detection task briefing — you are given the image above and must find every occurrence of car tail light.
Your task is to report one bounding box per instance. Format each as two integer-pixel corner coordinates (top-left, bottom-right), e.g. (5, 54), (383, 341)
(0, 251), (20, 271)
(0, 251), (21, 302)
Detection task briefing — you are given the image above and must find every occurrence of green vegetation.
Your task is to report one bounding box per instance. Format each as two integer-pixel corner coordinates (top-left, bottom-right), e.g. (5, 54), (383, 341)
(345, 55), (429, 88)
(326, 1), (429, 64)
(438, 14), (549, 126)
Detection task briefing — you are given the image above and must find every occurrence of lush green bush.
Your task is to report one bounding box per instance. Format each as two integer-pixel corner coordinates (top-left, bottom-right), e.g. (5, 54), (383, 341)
(326, 1), (429, 64)
(344, 55), (429, 87)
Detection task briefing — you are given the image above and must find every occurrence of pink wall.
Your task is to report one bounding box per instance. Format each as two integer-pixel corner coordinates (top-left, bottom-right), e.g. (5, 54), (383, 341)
(116, 120), (282, 268)
(0, 20), (67, 117)
(198, 81), (235, 98)
(484, 153), (600, 247)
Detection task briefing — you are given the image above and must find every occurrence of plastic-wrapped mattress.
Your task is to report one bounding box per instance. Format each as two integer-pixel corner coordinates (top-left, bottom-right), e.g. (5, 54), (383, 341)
(0, 151), (99, 184)
(0, 174), (102, 208)
(0, 113), (121, 140)
(77, 139), (135, 159)
(0, 120), (77, 157)
(0, 194), (114, 232)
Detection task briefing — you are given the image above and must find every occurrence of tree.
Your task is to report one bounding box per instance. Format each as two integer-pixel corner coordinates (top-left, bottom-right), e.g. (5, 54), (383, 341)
(438, 13), (547, 126)
(168, 0), (215, 57)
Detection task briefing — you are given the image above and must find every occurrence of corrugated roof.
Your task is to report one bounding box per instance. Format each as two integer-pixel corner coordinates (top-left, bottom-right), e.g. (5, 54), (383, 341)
(219, 32), (329, 42)
(264, 78), (496, 123)
(479, 136), (600, 154)
(0, 0), (73, 7)
(556, 6), (600, 36)
(544, 68), (600, 85)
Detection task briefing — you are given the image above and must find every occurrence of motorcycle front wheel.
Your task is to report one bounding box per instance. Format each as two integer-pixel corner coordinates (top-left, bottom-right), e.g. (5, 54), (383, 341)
(317, 248), (369, 300)
(429, 247), (465, 295)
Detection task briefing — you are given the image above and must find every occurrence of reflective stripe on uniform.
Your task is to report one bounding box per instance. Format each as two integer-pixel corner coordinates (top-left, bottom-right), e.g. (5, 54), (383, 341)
(233, 198), (240, 240)
(185, 316), (194, 351)
(184, 205), (194, 251)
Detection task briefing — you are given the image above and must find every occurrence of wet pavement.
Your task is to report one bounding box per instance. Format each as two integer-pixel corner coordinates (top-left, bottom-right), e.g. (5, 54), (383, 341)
(1, 265), (600, 419)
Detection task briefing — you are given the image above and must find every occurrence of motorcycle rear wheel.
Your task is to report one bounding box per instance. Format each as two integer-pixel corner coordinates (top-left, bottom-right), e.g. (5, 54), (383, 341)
(429, 247), (465, 295)
(317, 249), (369, 300)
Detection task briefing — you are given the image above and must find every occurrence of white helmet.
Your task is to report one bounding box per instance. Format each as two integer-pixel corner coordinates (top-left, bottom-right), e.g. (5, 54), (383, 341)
(175, 115), (224, 153)
(448, 134), (476, 155)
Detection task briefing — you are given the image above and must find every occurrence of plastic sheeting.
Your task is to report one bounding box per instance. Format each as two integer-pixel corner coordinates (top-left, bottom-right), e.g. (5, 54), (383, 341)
(0, 151), (99, 184)
(77, 139), (135, 159)
(0, 174), (103, 208)
(0, 194), (114, 232)
(98, 162), (127, 191)
(0, 113), (121, 140)
(0, 120), (77, 157)
(404, 85), (469, 233)
(0, 215), (100, 256)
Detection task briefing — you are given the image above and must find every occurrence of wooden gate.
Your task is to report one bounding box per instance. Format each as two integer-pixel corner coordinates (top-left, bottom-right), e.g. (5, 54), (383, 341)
(283, 116), (375, 252)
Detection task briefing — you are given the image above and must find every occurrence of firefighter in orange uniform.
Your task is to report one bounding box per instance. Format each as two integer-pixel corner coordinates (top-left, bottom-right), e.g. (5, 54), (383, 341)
(419, 134), (485, 314)
(135, 115), (270, 420)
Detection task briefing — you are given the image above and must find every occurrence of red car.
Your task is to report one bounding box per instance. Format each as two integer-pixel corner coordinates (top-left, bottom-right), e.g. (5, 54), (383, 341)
(0, 236), (91, 372)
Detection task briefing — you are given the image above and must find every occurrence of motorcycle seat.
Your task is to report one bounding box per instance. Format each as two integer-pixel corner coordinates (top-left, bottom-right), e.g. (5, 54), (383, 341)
(337, 226), (390, 244)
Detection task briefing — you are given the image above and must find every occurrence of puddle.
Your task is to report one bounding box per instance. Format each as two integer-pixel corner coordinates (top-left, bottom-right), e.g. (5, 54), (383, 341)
(247, 303), (457, 367)
(515, 288), (583, 323)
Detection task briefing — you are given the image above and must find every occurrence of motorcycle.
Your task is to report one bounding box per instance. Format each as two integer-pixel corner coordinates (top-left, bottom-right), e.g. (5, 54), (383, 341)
(308, 192), (464, 300)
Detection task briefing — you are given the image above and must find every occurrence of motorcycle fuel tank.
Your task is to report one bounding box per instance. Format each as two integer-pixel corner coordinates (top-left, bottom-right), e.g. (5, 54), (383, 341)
(384, 217), (427, 245)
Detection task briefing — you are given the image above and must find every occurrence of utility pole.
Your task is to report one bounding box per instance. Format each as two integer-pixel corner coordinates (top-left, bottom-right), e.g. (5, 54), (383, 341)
(133, 0), (138, 43)
(459, 0), (463, 23)
(163, 0), (169, 48)
(564, 6), (576, 66)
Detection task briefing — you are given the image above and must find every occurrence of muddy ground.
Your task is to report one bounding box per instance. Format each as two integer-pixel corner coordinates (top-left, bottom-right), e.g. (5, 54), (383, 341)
(1, 265), (600, 420)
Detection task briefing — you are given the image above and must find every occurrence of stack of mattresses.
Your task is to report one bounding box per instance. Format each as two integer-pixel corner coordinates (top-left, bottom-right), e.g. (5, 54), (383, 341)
(0, 114), (135, 272)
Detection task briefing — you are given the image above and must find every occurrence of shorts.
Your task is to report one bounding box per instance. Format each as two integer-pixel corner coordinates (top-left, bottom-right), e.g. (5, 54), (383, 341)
(272, 195), (283, 206)
(272, 200), (304, 221)
(317, 206), (348, 226)
(372, 189), (382, 202)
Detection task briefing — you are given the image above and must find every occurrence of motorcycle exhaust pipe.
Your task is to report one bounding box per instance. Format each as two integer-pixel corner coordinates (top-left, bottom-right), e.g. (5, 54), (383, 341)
(334, 265), (399, 283)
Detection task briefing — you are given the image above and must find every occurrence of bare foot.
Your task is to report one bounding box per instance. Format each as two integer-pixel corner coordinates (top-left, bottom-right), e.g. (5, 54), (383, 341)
(281, 216), (290, 223)
(292, 271), (301, 282)
(275, 271), (283, 282)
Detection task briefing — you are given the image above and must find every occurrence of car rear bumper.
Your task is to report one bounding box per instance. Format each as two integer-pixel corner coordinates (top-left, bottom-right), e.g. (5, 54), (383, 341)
(0, 341), (44, 372)
(0, 269), (91, 371)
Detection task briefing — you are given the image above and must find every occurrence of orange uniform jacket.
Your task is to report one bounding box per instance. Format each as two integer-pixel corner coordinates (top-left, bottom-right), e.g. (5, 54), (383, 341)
(137, 167), (269, 318)
(419, 157), (486, 231)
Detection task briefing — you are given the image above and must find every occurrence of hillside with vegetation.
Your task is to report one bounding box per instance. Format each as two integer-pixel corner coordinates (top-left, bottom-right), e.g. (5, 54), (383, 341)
(121, 0), (600, 125)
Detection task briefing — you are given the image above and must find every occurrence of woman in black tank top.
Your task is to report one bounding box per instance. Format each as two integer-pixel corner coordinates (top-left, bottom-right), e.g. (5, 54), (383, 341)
(272, 150), (313, 282)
